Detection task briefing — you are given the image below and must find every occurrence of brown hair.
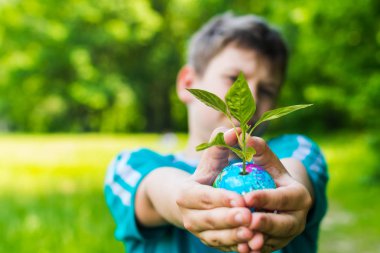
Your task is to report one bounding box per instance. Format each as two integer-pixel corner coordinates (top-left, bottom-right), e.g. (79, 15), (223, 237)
(188, 12), (288, 79)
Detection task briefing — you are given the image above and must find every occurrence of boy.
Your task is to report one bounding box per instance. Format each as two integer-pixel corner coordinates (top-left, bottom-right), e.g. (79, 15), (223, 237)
(105, 12), (328, 253)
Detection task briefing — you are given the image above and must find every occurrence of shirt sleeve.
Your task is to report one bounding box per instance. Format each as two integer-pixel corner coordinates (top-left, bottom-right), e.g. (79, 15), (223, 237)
(104, 148), (175, 243)
(268, 134), (329, 228)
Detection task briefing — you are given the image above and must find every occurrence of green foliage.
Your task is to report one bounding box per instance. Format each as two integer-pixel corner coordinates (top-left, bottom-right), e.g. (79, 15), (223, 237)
(0, 0), (378, 133)
(189, 73), (310, 172)
(196, 132), (244, 159)
(187, 89), (227, 115)
(251, 104), (313, 134)
(0, 0), (168, 132)
(0, 133), (188, 252)
(1, 133), (380, 252)
(225, 73), (256, 127)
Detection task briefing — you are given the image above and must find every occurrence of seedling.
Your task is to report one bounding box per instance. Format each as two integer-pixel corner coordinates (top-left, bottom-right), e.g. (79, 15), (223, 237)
(188, 73), (312, 193)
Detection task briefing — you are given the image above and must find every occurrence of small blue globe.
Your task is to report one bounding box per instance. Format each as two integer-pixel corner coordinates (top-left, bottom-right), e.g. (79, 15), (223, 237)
(213, 162), (276, 195)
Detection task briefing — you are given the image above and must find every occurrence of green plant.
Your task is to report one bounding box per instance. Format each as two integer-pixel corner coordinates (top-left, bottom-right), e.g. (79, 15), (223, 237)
(188, 73), (312, 174)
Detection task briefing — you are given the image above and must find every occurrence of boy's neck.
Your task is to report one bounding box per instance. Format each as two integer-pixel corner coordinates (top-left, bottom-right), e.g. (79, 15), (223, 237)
(181, 136), (203, 161)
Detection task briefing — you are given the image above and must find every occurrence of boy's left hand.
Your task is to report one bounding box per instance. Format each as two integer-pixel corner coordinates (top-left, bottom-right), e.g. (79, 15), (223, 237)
(241, 137), (313, 253)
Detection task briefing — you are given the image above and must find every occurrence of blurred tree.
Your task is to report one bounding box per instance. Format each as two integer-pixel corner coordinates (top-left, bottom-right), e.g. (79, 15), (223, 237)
(0, 0), (161, 132)
(0, 0), (378, 133)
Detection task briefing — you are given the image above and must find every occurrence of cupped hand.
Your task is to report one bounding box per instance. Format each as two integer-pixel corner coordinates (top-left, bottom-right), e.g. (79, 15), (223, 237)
(176, 128), (254, 252)
(242, 136), (313, 253)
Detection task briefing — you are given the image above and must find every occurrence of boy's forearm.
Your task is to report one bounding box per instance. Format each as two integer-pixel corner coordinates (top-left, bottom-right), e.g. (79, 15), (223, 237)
(135, 168), (190, 228)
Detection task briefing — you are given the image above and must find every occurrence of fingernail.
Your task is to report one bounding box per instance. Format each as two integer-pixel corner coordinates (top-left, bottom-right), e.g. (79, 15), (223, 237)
(235, 213), (243, 224)
(237, 228), (248, 240)
(230, 200), (238, 207)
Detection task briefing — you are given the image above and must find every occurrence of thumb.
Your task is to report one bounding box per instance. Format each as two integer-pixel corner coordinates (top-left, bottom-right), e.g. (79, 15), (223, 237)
(248, 136), (289, 179)
(192, 127), (240, 185)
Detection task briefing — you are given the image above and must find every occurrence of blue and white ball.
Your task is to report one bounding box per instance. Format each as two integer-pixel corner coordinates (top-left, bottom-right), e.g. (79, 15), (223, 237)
(213, 162), (276, 195)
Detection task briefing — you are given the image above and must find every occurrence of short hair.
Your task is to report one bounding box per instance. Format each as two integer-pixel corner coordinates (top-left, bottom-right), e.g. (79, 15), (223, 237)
(188, 12), (288, 79)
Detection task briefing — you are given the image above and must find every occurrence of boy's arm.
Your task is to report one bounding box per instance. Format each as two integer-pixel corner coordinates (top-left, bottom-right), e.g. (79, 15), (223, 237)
(135, 128), (255, 252)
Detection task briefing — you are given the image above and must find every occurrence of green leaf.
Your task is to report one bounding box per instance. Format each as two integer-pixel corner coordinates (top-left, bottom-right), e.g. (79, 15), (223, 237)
(195, 132), (244, 159)
(187, 88), (227, 115)
(253, 104), (313, 129)
(245, 147), (256, 162)
(195, 132), (226, 151)
(228, 147), (244, 160)
(225, 73), (256, 126)
(195, 142), (212, 151)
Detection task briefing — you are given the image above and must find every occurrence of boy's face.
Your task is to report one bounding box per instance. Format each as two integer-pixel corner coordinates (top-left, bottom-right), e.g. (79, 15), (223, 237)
(178, 44), (283, 141)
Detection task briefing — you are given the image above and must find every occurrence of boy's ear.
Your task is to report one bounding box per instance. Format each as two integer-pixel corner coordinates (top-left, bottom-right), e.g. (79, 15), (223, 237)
(176, 65), (197, 104)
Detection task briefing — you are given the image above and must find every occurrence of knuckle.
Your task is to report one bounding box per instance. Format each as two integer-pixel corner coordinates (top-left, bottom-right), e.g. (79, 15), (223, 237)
(258, 213), (267, 223)
(175, 184), (191, 207)
(200, 192), (213, 209)
(210, 238), (223, 247)
(252, 191), (265, 207)
(175, 192), (185, 207)
(279, 193), (289, 208)
(202, 235), (223, 248)
(257, 213), (269, 229)
(203, 214), (216, 229)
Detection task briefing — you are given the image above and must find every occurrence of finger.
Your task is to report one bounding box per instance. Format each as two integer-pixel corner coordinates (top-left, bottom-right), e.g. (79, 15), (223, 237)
(176, 183), (245, 209)
(247, 232), (265, 251)
(249, 212), (304, 238)
(224, 127), (242, 146)
(248, 136), (289, 178)
(237, 243), (250, 253)
(183, 207), (252, 232)
(244, 184), (311, 211)
(198, 226), (253, 248)
(264, 236), (295, 252)
(193, 127), (240, 185)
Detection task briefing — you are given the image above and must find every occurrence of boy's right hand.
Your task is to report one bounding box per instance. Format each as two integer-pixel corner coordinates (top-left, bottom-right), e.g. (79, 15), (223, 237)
(176, 128), (254, 252)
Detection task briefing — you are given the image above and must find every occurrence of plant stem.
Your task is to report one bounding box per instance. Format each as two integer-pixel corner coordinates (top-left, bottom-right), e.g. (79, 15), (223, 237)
(227, 115), (243, 148)
(227, 114), (246, 174)
(248, 124), (256, 136)
(242, 126), (247, 174)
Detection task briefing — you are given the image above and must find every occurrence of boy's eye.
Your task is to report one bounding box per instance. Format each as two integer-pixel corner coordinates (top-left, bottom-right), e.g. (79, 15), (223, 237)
(227, 75), (238, 83)
(258, 87), (276, 98)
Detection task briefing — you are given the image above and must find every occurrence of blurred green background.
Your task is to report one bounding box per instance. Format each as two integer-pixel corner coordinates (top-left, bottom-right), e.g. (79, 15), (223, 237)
(0, 0), (379, 252)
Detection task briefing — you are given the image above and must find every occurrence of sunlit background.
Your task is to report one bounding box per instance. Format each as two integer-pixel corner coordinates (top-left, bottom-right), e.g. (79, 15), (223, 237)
(0, 0), (379, 252)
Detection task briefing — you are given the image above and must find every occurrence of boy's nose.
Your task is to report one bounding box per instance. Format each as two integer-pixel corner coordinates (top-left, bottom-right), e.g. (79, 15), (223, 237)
(252, 90), (258, 102)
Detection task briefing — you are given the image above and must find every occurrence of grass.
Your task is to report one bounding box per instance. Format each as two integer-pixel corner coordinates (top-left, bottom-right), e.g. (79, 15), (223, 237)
(0, 133), (187, 253)
(317, 133), (380, 253)
(0, 132), (379, 252)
